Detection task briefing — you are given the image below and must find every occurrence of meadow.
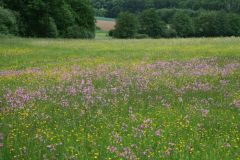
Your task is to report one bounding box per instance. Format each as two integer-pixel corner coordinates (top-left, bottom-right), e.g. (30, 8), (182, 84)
(0, 36), (240, 160)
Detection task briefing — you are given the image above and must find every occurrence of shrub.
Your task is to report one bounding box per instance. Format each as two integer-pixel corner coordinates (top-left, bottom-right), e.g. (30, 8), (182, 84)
(108, 29), (114, 37)
(113, 12), (139, 38)
(139, 9), (166, 38)
(134, 33), (149, 39)
(0, 7), (18, 35)
(64, 25), (95, 39)
(96, 26), (101, 30)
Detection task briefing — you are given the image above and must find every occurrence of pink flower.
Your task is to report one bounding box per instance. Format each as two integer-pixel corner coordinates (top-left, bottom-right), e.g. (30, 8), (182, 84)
(66, 86), (77, 96)
(0, 133), (3, 140)
(155, 130), (161, 137)
(0, 133), (3, 148)
(139, 124), (145, 129)
(107, 146), (117, 153)
(201, 109), (209, 117)
(233, 100), (240, 109)
(111, 88), (117, 94)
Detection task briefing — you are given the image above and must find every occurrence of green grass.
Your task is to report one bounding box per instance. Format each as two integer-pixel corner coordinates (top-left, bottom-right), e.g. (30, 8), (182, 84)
(0, 37), (240, 160)
(95, 30), (110, 39)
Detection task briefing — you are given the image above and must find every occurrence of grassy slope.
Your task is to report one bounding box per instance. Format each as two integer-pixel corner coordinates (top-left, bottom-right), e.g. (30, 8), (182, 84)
(0, 37), (240, 160)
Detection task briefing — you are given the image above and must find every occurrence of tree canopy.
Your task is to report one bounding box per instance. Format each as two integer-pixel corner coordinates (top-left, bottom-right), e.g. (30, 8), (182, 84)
(139, 9), (166, 38)
(0, 0), (95, 38)
(92, 0), (240, 18)
(1, 0), (240, 38)
(110, 8), (240, 38)
(113, 12), (139, 38)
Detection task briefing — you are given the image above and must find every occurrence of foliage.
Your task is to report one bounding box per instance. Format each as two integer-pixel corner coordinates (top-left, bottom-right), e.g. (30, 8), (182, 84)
(170, 12), (194, 37)
(164, 25), (177, 38)
(134, 33), (149, 39)
(64, 25), (95, 38)
(94, 0), (240, 38)
(157, 8), (196, 23)
(91, 0), (240, 18)
(139, 9), (166, 38)
(113, 12), (139, 38)
(0, 7), (18, 35)
(108, 29), (114, 37)
(122, 0), (146, 13)
(1, 0), (95, 38)
(225, 13), (240, 36)
(194, 11), (222, 37)
(38, 16), (59, 38)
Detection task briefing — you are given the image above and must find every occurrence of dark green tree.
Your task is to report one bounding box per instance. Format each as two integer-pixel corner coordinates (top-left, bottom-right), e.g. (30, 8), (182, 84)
(225, 13), (240, 36)
(139, 9), (166, 38)
(123, 0), (146, 13)
(153, 0), (179, 8)
(38, 16), (58, 37)
(105, 0), (124, 18)
(2, 0), (95, 38)
(113, 12), (139, 38)
(48, 0), (75, 33)
(0, 0), (4, 6)
(215, 11), (229, 36)
(157, 8), (196, 23)
(69, 0), (95, 34)
(91, 0), (240, 18)
(0, 7), (18, 35)
(170, 11), (194, 37)
(194, 12), (218, 37)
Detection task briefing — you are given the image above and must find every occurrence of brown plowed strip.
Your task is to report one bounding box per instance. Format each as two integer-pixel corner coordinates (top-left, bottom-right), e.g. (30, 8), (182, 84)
(96, 20), (116, 31)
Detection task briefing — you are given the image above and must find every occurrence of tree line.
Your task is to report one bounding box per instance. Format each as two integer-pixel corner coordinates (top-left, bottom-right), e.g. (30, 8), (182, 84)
(1, 0), (240, 38)
(0, 0), (95, 38)
(92, 0), (240, 18)
(110, 9), (240, 38)
(98, 0), (240, 38)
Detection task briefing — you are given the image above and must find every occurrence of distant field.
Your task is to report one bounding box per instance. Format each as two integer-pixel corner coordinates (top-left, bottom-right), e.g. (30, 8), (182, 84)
(0, 37), (240, 159)
(95, 17), (116, 31)
(95, 17), (115, 22)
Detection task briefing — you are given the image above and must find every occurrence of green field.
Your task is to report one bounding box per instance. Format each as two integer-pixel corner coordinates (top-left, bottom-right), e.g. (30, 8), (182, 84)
(95, 30), (110, 39)
(0, 37), (240, 160)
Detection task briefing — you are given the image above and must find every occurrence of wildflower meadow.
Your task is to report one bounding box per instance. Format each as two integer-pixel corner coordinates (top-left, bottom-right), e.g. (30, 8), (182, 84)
(0, 37), (240, 159)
